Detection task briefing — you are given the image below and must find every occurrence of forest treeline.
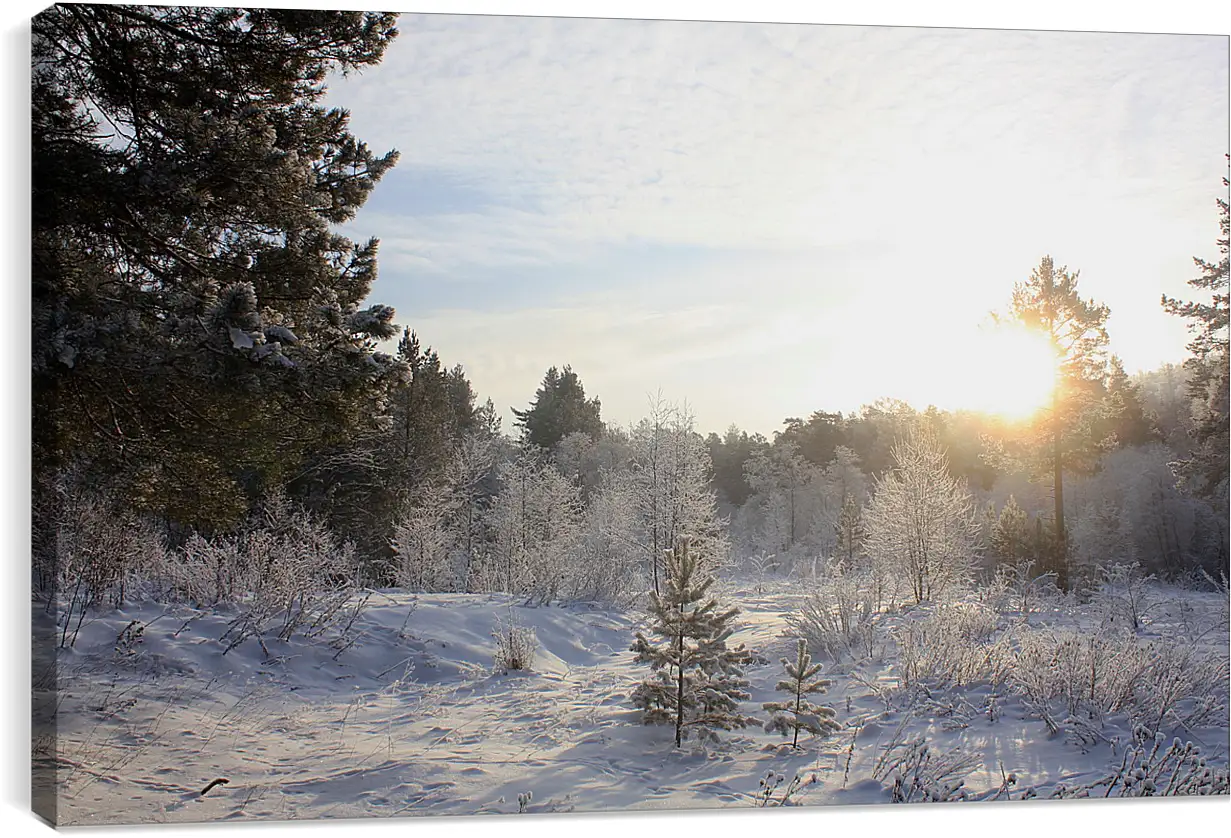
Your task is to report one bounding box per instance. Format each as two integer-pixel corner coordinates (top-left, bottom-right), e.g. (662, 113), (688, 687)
(31, 7), (1230, 617)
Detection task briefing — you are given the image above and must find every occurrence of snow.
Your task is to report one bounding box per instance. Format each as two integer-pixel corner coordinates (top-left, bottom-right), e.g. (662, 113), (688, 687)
(33, 580), (1230, 826)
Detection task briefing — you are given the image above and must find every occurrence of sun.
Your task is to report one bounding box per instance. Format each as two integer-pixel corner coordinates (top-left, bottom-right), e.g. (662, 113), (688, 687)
(958, 324), (1058, 421)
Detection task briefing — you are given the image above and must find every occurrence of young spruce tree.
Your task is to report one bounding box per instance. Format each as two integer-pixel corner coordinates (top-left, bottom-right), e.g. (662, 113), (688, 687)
(763, 638), (841, 749)
(630, 538), (754, 747)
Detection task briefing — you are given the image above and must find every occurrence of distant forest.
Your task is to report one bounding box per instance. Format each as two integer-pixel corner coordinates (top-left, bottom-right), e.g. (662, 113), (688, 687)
(32, 6), (1229, 620)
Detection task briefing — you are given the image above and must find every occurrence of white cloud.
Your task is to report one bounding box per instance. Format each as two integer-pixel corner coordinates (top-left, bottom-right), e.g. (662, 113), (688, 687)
(322, 13), (1228, 432)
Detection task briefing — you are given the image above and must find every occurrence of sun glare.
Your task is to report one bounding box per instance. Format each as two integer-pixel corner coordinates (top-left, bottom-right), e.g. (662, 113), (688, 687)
(958, 325), (1057, 421)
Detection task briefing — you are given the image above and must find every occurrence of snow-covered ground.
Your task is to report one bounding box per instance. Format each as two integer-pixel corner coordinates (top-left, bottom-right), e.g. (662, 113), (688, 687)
(33, 580), (1230, 826)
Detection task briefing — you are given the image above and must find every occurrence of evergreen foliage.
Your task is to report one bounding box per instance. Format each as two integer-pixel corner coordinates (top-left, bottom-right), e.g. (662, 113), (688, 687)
(512, 366), (604, 450)
(1000, 255), (1115, 589)
(630, 539), (754, 747)
(32, 5), (403, 533)
(763, 638), (841, 748)
(1162, 162), (1230, 509)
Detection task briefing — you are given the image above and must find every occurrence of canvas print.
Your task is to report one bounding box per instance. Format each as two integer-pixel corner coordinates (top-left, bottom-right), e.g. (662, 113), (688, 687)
(30, 3), (1230, 828)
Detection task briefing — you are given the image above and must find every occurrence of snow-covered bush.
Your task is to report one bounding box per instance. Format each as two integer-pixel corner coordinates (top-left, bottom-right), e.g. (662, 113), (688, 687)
(785, 562), (880, 662)
(44, 486), (166, 647)
(1038, 733), (1229, 798)
(754, 770), (817, 807)
(873, 737), (980, 803)
(1091, 562), (1161, 631)
(991, 560), (1062, 622)
(492, 614), (538, 673)
(894, 601), (1010, 690)
(1007, 626), (1228, 735)
(165, 491), (366, 652)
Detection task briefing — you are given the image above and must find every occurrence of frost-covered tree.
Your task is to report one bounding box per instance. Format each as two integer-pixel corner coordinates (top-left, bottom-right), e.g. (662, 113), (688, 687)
(744, 441), (827, 563)
(623, 397), (728, 593)
(479, 450), (583, 602)
(763, 638), (841, 748)
(630, 539), (754, 747)
(863, 428), (980, 604)
(833, 495), (865, 565)
(1067, 444), (1224, 578)
(552, 427), (632, 502)
(988, 496), (1036, 566)
(824, 446), (870, 563)
(1162, 163), (1229, 550)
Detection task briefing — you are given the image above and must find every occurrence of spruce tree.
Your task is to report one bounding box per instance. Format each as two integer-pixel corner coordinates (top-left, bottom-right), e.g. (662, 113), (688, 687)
(630, 538), (754, 747)
(763, 638), (840, 749)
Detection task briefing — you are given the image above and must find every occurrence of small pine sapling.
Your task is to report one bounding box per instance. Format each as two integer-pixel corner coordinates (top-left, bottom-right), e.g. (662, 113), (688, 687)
(763, 637), (841, 748)
(630, 538), (755, 747)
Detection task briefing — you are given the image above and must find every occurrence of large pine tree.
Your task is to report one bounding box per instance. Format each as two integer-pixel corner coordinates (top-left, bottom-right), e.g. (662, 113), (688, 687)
(32, 5), (403, 534)
(1001, 256), (1114, 589)
(630, 538), (754, 747)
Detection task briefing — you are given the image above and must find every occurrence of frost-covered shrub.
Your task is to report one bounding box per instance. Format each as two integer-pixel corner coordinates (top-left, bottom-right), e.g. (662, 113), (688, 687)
(894, 602), (1010, 690)
(492, 614), (538, 673)
(1091, 562), (1160, 631)
(166, 491), (367, 652)
(1130, 640), (1230, 731)
(1038, 733), (1229, 798)
(873, 738), (980, 803)
(43, 486), (167, 647)
(992, 560), (1062, 622)
(1010, 628), (1149, 728)
(786, 563), (880, 662)
(1007, 627), (1228, 735)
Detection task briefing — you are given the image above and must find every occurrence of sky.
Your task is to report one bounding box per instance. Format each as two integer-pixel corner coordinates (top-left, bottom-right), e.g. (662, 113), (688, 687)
(320, 10), (1225, 437)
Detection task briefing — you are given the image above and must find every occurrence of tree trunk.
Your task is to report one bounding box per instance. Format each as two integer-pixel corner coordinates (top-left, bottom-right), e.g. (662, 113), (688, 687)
(1053, 418), (1068, 591)
(675, 624), (685, 748)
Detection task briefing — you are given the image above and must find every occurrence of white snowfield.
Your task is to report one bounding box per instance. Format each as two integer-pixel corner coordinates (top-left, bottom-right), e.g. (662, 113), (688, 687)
(34, 580), (1231, 826)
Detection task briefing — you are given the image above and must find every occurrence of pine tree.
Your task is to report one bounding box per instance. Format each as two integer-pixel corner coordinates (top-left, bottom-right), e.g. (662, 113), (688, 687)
(512, 365), (604, 450)
(1000, 255), (1115, 589)
(1162, 162), (1230, 508)
(32, 6), (403, 533)
(763, 638), (841, 749)
(630, 538), (754, 747)
(1103, 356), (1159, 448)
(989, 496), (1033, 565)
